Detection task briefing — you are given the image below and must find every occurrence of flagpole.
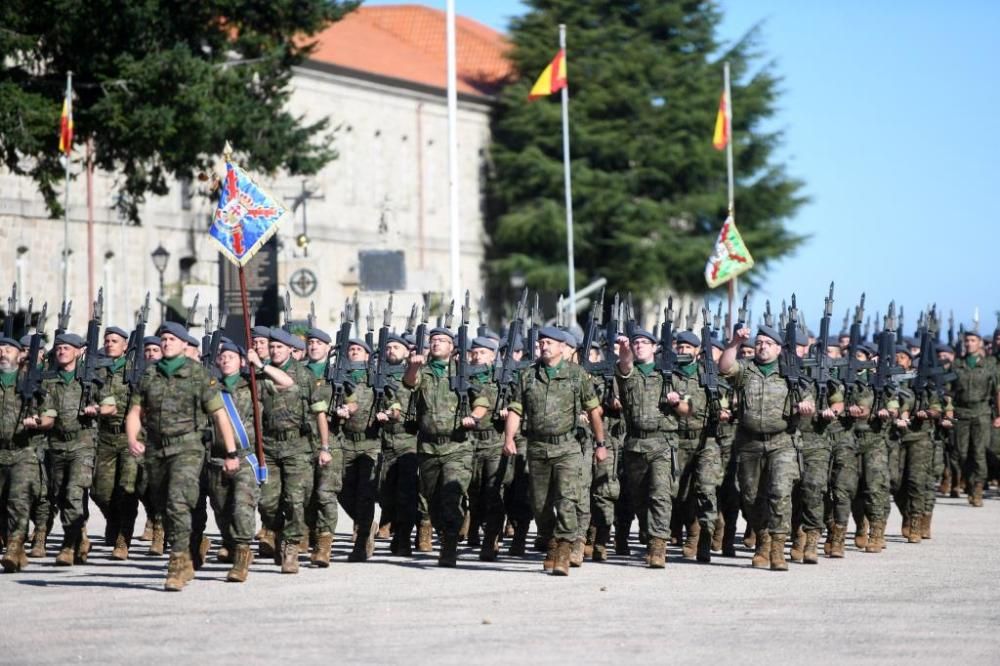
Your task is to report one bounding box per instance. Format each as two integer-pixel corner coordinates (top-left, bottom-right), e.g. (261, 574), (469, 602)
(723, 61), (737, 329)
(446, 0), (461, 304)
(559, 24), (577, 321)
(239, 263), (267, 483)
(61, 71), (72, 307)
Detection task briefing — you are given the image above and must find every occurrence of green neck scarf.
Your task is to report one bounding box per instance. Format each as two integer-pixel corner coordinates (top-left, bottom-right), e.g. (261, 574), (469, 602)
(307, 360), (327, 379)
(756, 360), (778, 376)
(280, 358), (294, 372)
(157, 355), (188, 377)
(222, 373), (242, 392)
(0, 371), (16, 388)
(428, 359), (448, 378)
(349, 368), (367, 382)
(636, 361), (655, 376)
(966, 355), (979, 369)
(677, 362), (697, 377)
(110, 356), (128, 373)
(59, 368), (77, 384)
(544, 359), (565, 379)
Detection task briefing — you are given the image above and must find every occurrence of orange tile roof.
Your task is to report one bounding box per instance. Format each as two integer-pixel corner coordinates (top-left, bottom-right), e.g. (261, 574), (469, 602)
(303, 4), (513, 98)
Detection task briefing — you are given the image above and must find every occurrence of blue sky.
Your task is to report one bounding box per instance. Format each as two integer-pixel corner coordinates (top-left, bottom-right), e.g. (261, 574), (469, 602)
(364, 1), (1000, 335)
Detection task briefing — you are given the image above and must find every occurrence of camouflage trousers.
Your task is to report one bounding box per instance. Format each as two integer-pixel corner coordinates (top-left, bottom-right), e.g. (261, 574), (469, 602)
(306, 445), (343, 536)
(258, 443), (312, 545)
(717, 441), (740, 532)
(526, 437), (583, 542)
(143, 441), (204, 554)
(734, 432), (799, 536)
(589, 442), (620, 529)
(419, 444), (473, 540)
(47, 443), (96, 549)
(31, 443), (53, 533)
(925, 436), (945, 514)
(467, 439), (510, 544)
(953, 412), (991, 488)
(91, 431), (141, 545)
(791, 436), (832, 533)
(338, 439), (380, 545)
(377, 435), (418, 540)
(893, 434), (932, 519)
(830, 430), (889, 526)
(0, 446), (39, 540)
(574, 438), (593, 541)
(503, 442), (532, 537)
(206, 456), (260, 547)
(622, 437), (677, 541)
(673, 435), (722, 532)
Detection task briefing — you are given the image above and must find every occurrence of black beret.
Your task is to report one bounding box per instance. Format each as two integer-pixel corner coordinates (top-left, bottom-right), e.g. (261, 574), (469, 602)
(268, 328), (298, 348)
(428, 327), (454, 341)
(143, 335), (162, 347)
(0, 336), (23, 350)
(348, 337), (372, 354)
(156, 322), (189, 341)
(54, 332), (85, 348)
(104, 326), (129, 341)
(251, 325), (271, 339)
(307, 328), (331, 344)
(675, 331), (701, 347)
(756, 325), (783, 345)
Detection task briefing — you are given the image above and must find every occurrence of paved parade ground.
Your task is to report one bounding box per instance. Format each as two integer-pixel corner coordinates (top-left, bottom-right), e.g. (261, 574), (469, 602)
(3, 496), (998, 665)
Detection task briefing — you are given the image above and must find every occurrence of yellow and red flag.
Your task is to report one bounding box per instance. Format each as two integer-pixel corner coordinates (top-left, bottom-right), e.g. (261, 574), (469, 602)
(58, 88), (73, 155)
(712, 91), (729, 150)
(528, 49), (567, 101)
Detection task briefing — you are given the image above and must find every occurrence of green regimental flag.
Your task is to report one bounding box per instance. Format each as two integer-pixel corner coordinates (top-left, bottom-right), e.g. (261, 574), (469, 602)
(705, 215), (754, 288)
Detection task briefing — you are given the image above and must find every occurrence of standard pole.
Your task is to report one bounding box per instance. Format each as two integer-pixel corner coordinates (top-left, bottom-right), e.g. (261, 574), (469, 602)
(446, 0), (461, 304)
(559, 24), (577, 321)
(723, 61), (737, 327)
(86, 137), (95, 318)
(61, 71), (72, 307)
(239, 265), (267, 482)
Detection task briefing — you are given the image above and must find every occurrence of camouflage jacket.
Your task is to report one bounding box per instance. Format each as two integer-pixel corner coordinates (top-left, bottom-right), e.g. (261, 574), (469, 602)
(510, 360), (598, 440)
(136, 357), (223, 450)
(950, 354), (998, 414)
(260, 359), (323, 438)
(41, 369), (97, 450)
(722, 359), (796, 435)
(96, 357), (130, 433)
(0, 372), (31, 449)
(616, 363), (675, 435)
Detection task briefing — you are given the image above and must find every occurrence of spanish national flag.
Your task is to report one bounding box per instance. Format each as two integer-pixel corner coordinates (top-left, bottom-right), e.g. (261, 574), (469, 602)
(712, 91), (729, 150)
(59, 89), (73, 155)
(528, 49), (567, 101)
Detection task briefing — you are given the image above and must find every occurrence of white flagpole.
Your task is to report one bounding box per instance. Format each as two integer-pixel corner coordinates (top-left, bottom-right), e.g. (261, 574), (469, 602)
(62, 71), (73, 307)
(723, 61), (737, 327)
(559, 24), (576, 321)
(446, 0), (461, 304)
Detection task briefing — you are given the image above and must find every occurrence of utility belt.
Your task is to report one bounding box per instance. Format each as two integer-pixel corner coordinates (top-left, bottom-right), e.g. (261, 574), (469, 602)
(51, 429), (81, 442)
(99, 421), (125, 435)
(150, 431), (200, 447)
(628, 427), (663, 439)
(419, 432), (462, 445)
(0, 437), (31, 451)
(527, 431), (576, 445)
(675, 428), (702, 440)
(743, 429), (792, 442)
(343, 430), (373, 443)
(267, 427), (309, 442)
(471, 430), (495, 442)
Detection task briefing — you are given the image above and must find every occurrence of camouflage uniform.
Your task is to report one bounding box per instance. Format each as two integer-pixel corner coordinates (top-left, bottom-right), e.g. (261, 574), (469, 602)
(791, 381), (842, 536)
(721, 360), (801, 538)
(379, 361), (419, 553)
(503, 401), (532, 552)
(615, 363), (676, 543)
(40, 369), (97, 557)
(950, 354), (998, 498)
(303, 361), (341, 545)
(206, 374), (262, 550)
(92, 357), (142, 549)
(836, 380), (895, 536)
(337, 368), (385, 556)
(509, 360), (597, 544)
(136, 358), (223, 556)
(259, 359), (324, 550)
(892, 381), (941, 532)
(0, 372), (41, 553)
(588, 377), (622, 546)
(466, 368), (508, 552)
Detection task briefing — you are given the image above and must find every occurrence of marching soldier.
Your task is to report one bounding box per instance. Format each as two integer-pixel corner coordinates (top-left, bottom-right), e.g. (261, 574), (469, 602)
(949, 329), (1000, 507)
(303, 327), (341, 567)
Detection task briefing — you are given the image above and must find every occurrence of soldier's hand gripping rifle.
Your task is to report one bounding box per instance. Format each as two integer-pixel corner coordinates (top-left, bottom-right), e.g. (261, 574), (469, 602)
(804, 283), (839, 408)
(4, 283), (16, 339)
(78, 289), (107, 414)
(449, 291), (474, 421)
(493, 289), (528, 417)
(16, 302), (47, 405)
(656, 296), (678, 402)
(778, 294), (805, 407)
(912, 307), (956, 411)
(123, 294), (150, 415)
(700, 304), (724, 436)
(369, 294), (394, 407)
(871, 302), (904, 413)
(326, 300), (355, 412)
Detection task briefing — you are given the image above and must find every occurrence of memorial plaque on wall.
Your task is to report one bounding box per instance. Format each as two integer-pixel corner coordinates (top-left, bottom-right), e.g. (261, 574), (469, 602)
(219, 237), (279, 340)
(359, 250), (405, 292)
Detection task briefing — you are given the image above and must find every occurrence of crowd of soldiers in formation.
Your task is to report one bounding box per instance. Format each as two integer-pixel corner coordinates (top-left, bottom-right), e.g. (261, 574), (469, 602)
(0, 282), (997, 591)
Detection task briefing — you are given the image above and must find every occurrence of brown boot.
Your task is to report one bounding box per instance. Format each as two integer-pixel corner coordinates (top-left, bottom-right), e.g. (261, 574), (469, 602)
(542, 538), (558, 572)
(829, 524), (846, 558)
(280, 542), (299, 573)
(939, 469), (952, 496)
(140, 518), (154, 542)
(697, 525), (713, 563)
(789, 527), (805, 563)
(164, 552), (193, 591)
(569, 538), (585, 568)
(312, 532), (333, 567)
(803, 529), (820, 564)
(743, 524), (756, 549)
(900, 513), (911, 539)
(416, 521), (433, 553)
(257, 528), (275, 558)
(111, 533), (129, 561)
(1, 534), (28, 572)
(458, 511), (470, 543)
(711, 516), (725, 552)
(647, 536), (667, 569)
(751, 531), (771, 569)
(226, 545), (252, 583)
(75, 530), (91, 564)
(216, 545), (232, 564)
(584, 524), (597, 558)
(971, 482), (984, 507)
(865, 520), (885, 553)
(854, 518), (869, 550)
(921, 511), (933, 539)
(769, 533), (788, 571)
(377, 522), (392, 540)
(438, 535), (458, 568)
(906, 514), (923, 544)
(28, 528), (46, 558)
(682, 522), (701, 560)
(592, 525), (610, 562)
(148, 523), (166, 557)
(552, 539), (571, 576)
(191, 535), (210, 571)
(298, 532), (310, 554)
(823, 523), (833, 556)
(55, 546), (75, 566)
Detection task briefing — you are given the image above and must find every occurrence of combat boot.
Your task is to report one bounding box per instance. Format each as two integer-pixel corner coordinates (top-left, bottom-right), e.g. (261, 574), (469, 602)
(542, 538), (558, 573)
(681, 522), (700, 560)
(865, 521), (885, 553)
(751, 531), (771, 569)
(479, 526), (500, 562)
(950, 472), (962, 498)
(900, 513), (910, 539)
(1, 534), (28, 572)
(803, 529), (820, 564)
(281, 542), (300, 573)
(854, 518), (869, 550)
(164, 552), (194, 591)
(55, 546), (75, 566)
(74, 529), (91, 564)
(584, 524), (597, 558)
(257, 528), (275, 558)
(789, 527), (806, 563)
(417, 521), (433, 553)
(592, 525), (611, 562)
(466, 524), (481, 548)
(111, 533), (129, 561)
(312, 532), (333, 567)
(298, 531), (309, 554)
(391, 530), (413, 557)
(921, 511), (933, 539)
(971, 482), (984, 507)
(906, 514), (923, 544)
(743, 524), (756, 549)
(191, 535), (210, 571)
(938, 469), (951, 496)
(614, 525), (630, 556)
(829, 524), (846, 558)
(140, 518), (154, 542)
(438, 536), (458, 568)
(377, 521), (392, 540)
(226, 545), (252, 583)
(696, 525), (712, 563)
(823, 524), (833, 556)
(569, 538), (585, 568)
(148, 523), (165, 557)
(28, 528), (47, 558)
(533, 535), (549, 552)
(216, 545), (232, 564)
(552, 539), (571, 576)
(769, 533), (788, 571)
(711, 515), (725, 552)
(647, 536), (667, 569)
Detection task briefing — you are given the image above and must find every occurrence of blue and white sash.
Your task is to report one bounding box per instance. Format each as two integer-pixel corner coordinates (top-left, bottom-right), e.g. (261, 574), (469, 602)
(221, 391), (268, 484)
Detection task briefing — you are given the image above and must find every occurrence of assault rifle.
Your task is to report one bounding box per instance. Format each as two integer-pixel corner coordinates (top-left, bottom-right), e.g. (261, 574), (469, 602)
(912, 308), (955, 409)
(493, 289), (528, 416)
(477, 296), (488, 337)
(185, 293), (200, 330)
(871, 302), (904, 412)
(656, 296), (678, 399)
(326, 299), (355, 411)
(700, 304), (724, 435)
(16, 302), (47, 404)
(777, 294), (805, 405)
(803, 283), (840, 408)
(369, 294), (394, 404)
(414, 295), (429, 353)
(841, 294), (873, 402)
(78, 289), (106, 412)
(4, 283), (16, 338)
(449, 291), (474, 420)
(201, 304), (214, 365)
(123, 293), (150, 412)
(525, 293), (540, 363)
